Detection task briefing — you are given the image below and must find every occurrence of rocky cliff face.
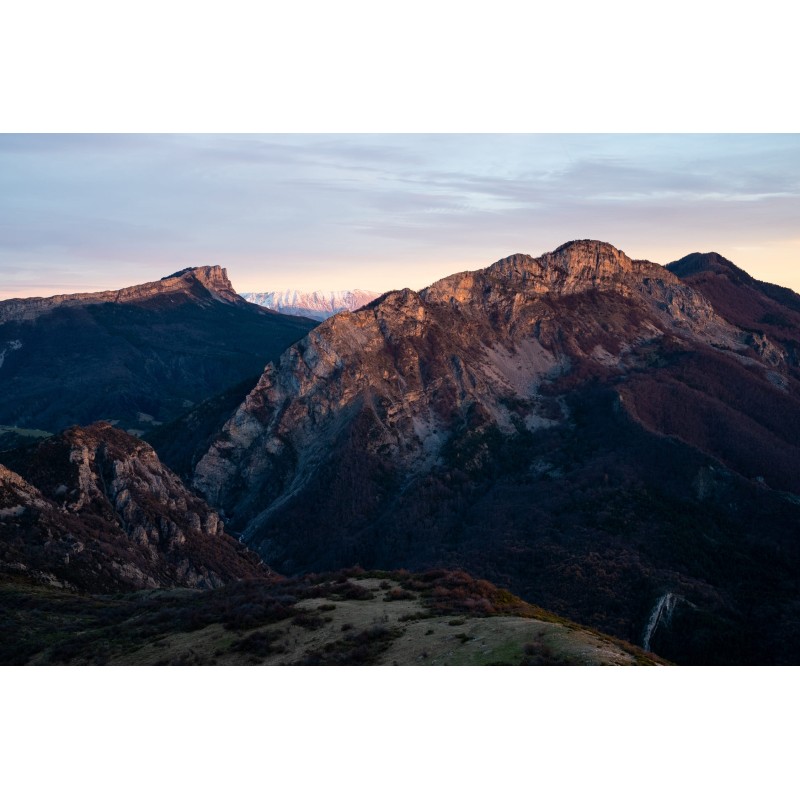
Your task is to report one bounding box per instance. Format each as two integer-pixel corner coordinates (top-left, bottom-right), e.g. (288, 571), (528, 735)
(0, 423), (267, 591)
(423, 241), (734, 336)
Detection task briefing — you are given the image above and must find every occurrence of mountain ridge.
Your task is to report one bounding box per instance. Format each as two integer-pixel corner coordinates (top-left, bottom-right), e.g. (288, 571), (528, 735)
(194, 239), (757, 518)
(0, 265), (259, 324)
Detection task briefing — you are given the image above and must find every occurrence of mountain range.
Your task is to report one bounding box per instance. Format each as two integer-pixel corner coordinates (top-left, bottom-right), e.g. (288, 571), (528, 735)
(2, 241), (799, 665)
(240, 289), (380, 320)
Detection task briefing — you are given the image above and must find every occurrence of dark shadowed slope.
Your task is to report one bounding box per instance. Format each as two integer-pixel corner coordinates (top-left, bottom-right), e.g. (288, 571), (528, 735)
(0, 266), (316, 435)
(666, 252), (800, 365)
(145, 375), (262, 481)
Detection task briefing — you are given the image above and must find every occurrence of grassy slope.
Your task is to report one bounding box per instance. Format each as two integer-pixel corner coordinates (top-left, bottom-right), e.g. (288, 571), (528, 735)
(0, 569), (665, 666)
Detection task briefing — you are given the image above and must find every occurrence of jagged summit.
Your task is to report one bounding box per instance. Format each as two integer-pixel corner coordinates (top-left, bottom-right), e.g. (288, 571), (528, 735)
(478, 240), (641, 275)
(165, 264), (235, 293)
(550, 238), (627, 257)
(497, 239), (664, 280)
(422, 239), (677, 307)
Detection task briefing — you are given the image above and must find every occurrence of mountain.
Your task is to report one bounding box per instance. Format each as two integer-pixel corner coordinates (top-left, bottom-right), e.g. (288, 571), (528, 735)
(0, 422), (268, 592)
(666, 251), (800, 364)
(240, 289), (381, 320)
(192, 240), (800, 664)
(0, 265), (243, 323)
(0, 266), (316, 435)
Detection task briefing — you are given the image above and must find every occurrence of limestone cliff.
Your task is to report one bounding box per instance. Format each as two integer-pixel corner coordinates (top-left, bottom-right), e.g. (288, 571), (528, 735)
(1, 423), (267, 591)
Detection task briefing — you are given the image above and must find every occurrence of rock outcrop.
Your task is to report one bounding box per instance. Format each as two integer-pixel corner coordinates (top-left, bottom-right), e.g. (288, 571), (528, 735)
(0, 423), (268, 592)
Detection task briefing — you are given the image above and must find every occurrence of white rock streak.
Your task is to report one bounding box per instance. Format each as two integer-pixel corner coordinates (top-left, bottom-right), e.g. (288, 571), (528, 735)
(642, 592), (679, 651)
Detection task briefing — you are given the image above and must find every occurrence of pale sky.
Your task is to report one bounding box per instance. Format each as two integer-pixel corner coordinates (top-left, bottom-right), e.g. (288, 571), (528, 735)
(1, 133), (798, 299)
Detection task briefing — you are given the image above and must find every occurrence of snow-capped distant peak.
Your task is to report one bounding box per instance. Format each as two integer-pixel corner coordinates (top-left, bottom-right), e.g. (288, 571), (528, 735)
(240, 289), (381, 320)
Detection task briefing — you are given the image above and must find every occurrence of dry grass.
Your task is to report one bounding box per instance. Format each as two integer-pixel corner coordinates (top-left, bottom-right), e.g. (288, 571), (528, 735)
(1, 573), (668, 666)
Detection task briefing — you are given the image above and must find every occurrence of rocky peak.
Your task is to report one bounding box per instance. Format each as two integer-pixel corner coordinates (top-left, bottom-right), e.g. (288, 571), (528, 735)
(417, 240), (731, 346)
(163, 265), (242, 304)
(14, 422), (217, 524)
(482, 240), (640, 279)
(424, 240), (672, 307)
(166, 265), (228, 282)
(543, 239), (643, 274)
